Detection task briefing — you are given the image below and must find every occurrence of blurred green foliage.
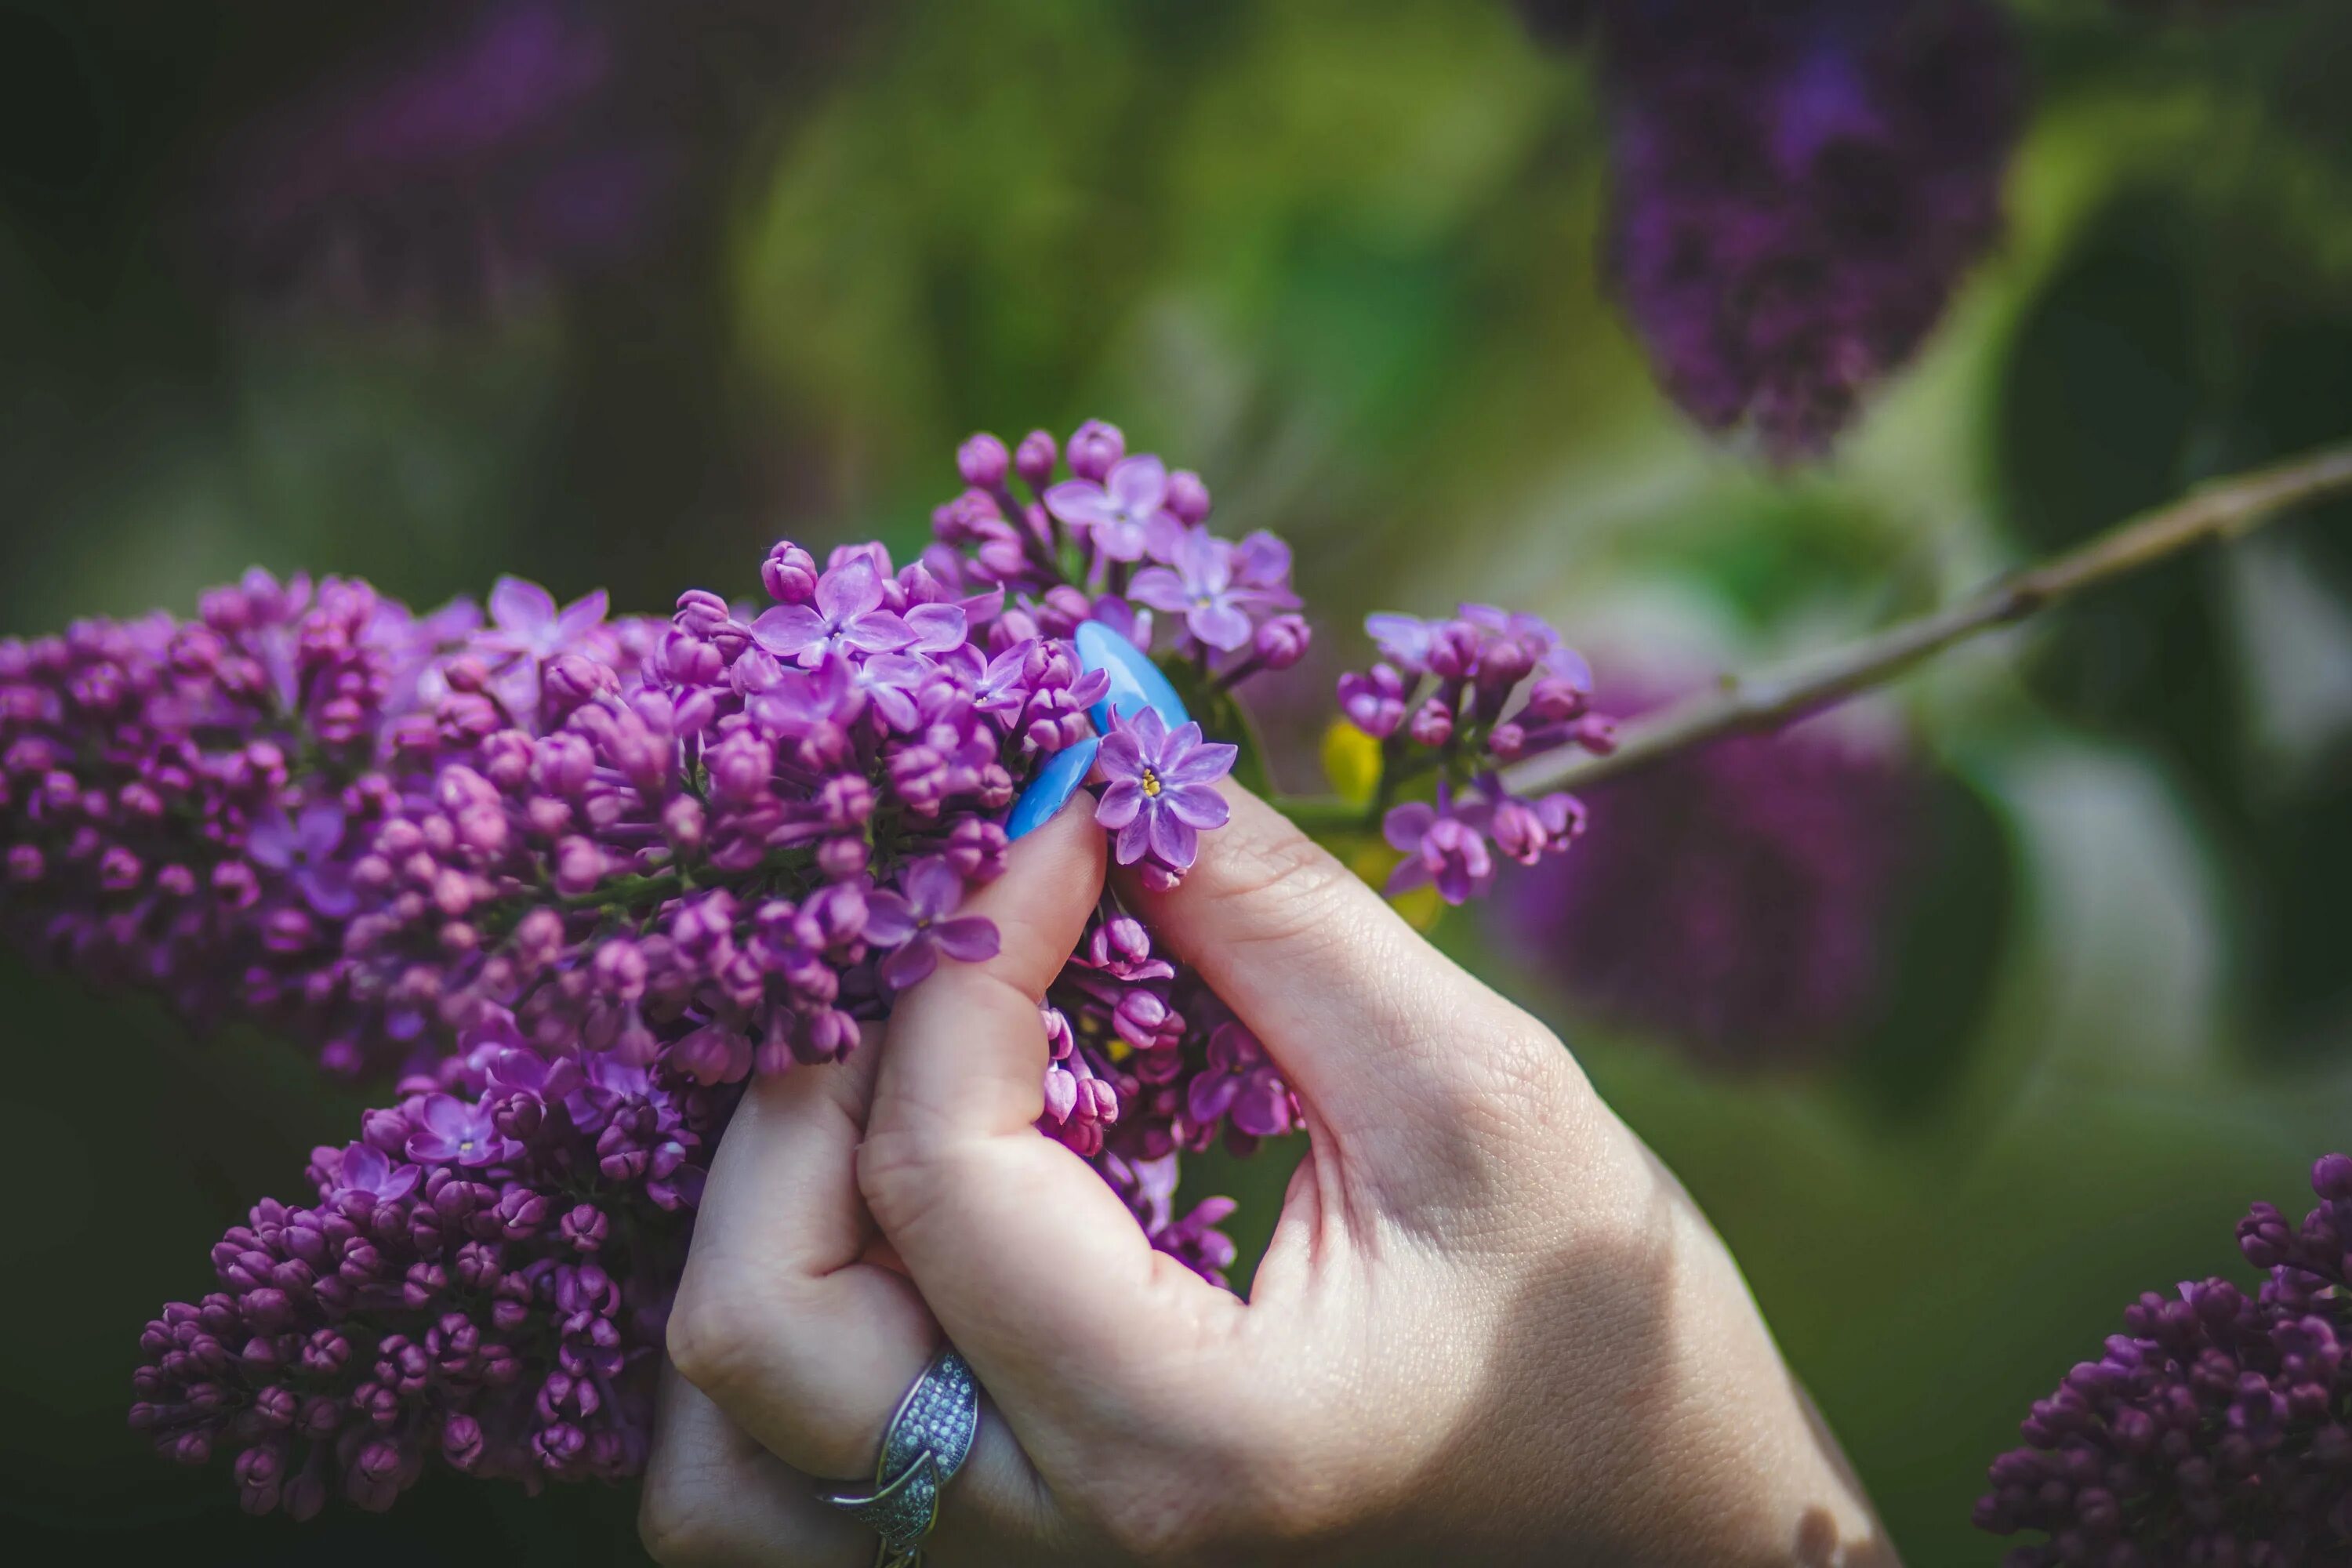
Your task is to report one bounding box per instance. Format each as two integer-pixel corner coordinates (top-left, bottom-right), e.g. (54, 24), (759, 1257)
(5, 2), (2352, 1563)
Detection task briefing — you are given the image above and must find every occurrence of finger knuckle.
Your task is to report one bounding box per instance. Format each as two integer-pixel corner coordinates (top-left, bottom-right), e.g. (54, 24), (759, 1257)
(852, 1127), (956, 1243)
(664, 1283), (763, 1402)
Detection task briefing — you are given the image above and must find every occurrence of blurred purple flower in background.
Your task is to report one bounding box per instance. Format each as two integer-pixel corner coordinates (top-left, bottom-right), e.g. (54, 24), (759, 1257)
(1517, 0), (2028, 457)
(1496, 677), (1922, 1065)
(206, 0), (800, 316)
(1978, 1154), (2352, 1563)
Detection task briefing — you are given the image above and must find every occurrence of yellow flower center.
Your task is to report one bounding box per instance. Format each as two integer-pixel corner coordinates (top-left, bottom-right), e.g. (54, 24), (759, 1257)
(1140, 767), (1162, 798)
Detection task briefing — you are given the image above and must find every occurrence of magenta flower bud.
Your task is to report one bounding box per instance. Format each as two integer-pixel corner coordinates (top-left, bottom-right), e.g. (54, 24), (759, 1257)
(1406, 697), (1454, 748)
(673, 589), (735, 637)
(553, 837), (604, 897)
(1066, 419), (1125, 481)
(1523, 672), (1590, 722)
(657, 629), (728, 691)
(1253, 613), (1310, 671)
(543, 653), (618, 717)
(670, 1022), (751, 1086)
(441, 1414), (485, 1472)
(2316, 1156), (2352, 1202)
(1338, 665), (1407, 739)
(661, 797), (706, 855)
(956, 432), (1011, 488)
(1164, 468), (1212, 524)
(560, 1204), (608, 1251)
(753, 542), (821, 612)
(816, 834), (869, 880)
(1014, 428), (1058, 487)
(5, 844), (42, 884)
(100, 844), (143, 891)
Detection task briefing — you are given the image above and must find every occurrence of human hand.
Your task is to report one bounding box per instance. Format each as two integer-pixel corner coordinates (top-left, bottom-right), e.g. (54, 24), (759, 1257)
(642, 785), (1896, 1566)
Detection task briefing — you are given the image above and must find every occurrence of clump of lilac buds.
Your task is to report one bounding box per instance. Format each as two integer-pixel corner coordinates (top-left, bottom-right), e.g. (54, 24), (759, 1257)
(1976, 1153), (2352, 1563)
(129, 1046), (715, 1514)
(1337, 607), (1608, 904)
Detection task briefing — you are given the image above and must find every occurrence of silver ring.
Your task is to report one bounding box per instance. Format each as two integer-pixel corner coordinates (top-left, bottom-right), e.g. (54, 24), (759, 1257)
(816, 1346), (980, 1566)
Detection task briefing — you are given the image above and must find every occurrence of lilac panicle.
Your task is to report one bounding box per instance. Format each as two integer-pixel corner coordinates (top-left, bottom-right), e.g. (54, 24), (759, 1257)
(64, 417), (1347, 1515)
(1977, 1153), (2352, 1563)
(1337, 604), (1605, 906)
(1552, 0), (2027, 458)
(129, 1048), (715, 1514)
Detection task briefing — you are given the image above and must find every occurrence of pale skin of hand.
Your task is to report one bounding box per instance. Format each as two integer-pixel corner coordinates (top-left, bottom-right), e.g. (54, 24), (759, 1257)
(641, 783), (1899, 1567)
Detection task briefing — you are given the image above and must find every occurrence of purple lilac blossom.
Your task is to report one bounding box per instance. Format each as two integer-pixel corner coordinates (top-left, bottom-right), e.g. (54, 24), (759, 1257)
(206, 0), (804, 317)
(129, 1047), (717, 1514)
(864, 858), (1002, 992)
(1526, 0), (2027, 458)
(1495, 677), (1918, 1065)
(1094, 707), (1237, 889)
(1338, 604), (1606, 905)
(1977, 1154), (2352, 1563)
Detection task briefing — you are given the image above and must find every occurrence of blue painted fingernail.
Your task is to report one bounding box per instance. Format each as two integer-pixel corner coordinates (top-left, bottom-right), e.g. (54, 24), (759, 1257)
(1005, 736), (1099, 841)
(1074, 620), (1189, 731)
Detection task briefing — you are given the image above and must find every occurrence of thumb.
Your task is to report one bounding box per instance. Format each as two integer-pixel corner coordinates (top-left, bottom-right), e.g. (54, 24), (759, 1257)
(859, 799), (1236, 1427)
(1120, 781), (1555, 1147)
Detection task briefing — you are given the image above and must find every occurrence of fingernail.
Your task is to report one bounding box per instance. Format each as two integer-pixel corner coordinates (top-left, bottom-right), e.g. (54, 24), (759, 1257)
(1006, 736), (1099, 841)
(1075, 620), (1189, 731)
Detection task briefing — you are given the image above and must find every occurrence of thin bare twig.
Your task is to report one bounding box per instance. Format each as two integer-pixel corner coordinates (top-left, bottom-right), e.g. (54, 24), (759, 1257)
(1499, 440), (2352, 797)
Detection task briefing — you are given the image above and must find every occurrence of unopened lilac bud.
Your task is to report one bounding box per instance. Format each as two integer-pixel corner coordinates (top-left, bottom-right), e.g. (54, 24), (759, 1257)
(542, 654), (615, 718)
(1066, 419), (1125, 481)
(560, 1204), (608, 1251)
(1014, 429), (1058, 487)
(673, 589), (734, 637)
(760, 543), (818, 605)
(661, 797), (705, 855)
(1166, 469), (1211, 524)
(816, 834), (869, 880)
(2316, 1155), (2352, 1202)
(956, 433), (1011, 488)
(1253, 614), (1309, 671)
(553, 837), (604, 897)
(1407, 698), (1454, 748)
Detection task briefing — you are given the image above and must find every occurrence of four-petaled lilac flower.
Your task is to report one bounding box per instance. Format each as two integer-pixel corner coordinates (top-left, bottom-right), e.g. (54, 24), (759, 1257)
(1044, 455), (1177, 564)
(247, 802), (358, 917)
(405, 1093), (509, 1167)
(1384, 785), (1496, 905)
(750, 558), (923, 667)
(1130, 529), (1255, 652)
(1095, 708), (1236, 873)
(863, 858), (1000, 991)
(481, 575), (609, 662)
(331, 1142), (421, 1208)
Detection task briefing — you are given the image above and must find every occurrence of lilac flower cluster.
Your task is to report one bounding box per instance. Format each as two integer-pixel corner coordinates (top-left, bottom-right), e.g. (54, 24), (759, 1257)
(0, 571), (617, 1073)
(1978, 1155), (2352, 1563)
(0, 419), (1349, 1514)
(1497, 687), (1922, 1065)
(130, 1042), (716, 1515)
(1514, 0), (2027, 457)
(1337, 607), (1610, 904)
